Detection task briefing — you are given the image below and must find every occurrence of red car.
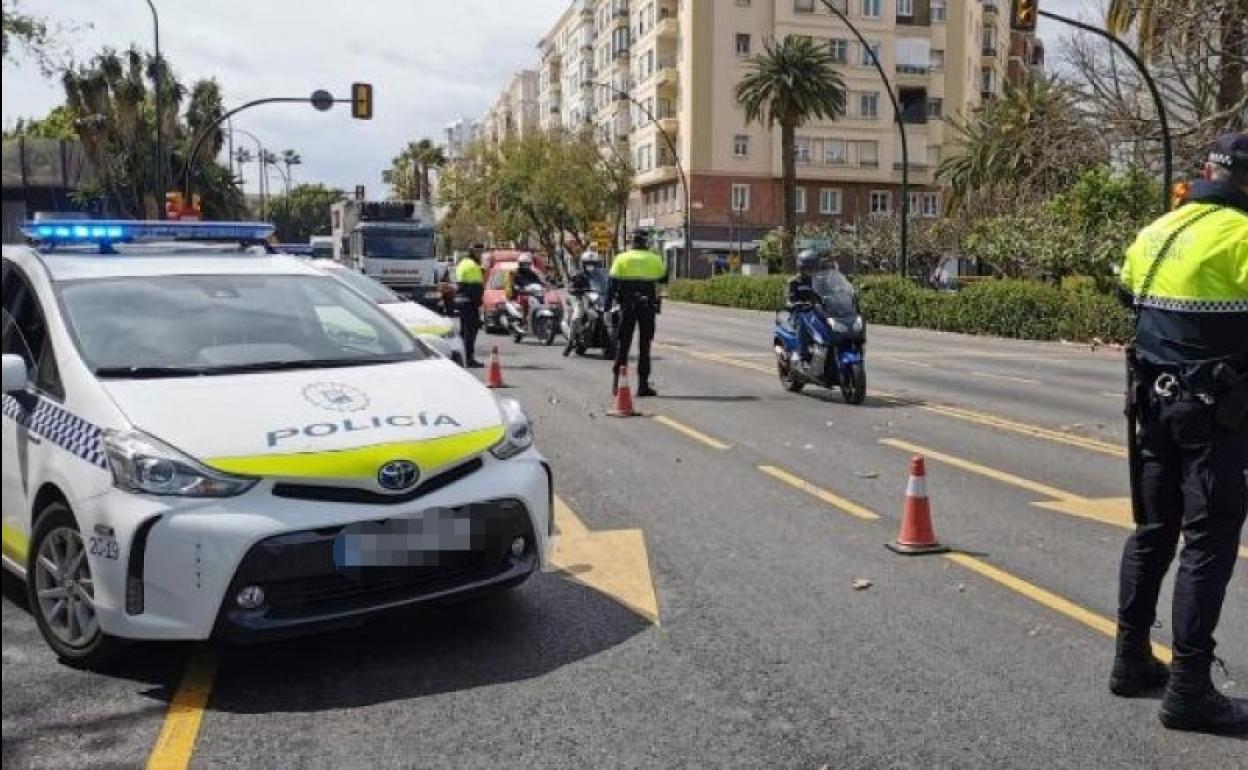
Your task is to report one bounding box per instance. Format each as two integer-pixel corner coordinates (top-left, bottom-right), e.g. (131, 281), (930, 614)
(482, 251), (563, 333)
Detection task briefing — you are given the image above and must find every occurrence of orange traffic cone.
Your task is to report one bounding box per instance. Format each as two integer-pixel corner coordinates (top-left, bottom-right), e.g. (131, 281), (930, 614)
(886, 455), (949, 555)
(485, 346), (505, 389)
(608, 364), (638, 418)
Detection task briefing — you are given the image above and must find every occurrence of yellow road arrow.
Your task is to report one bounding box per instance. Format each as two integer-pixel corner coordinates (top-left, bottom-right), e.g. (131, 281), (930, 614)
(550, 496), (660, 624)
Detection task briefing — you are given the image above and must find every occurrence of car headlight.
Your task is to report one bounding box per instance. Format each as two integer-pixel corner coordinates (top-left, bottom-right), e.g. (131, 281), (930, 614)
(102, 429), (257, 497)
(490, 397), (533, 460)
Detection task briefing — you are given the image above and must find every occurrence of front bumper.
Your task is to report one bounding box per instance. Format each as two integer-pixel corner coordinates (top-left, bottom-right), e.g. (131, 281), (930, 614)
(79, 451), (552, 641)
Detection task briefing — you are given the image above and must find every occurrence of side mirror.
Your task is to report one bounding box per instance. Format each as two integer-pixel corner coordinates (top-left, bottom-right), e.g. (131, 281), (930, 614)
(2, 354), (30, 394)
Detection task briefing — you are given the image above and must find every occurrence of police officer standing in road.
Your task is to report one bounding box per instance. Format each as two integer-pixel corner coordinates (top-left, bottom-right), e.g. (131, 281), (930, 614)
(1111, 134), (1248, 735)
(607, 230), (666, 397)
(455, 244), (486, 368)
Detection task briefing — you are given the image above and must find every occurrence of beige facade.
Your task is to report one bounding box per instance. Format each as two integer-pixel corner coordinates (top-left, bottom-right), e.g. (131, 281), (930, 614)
(520, 0), (1027, 273)
(482, 70), (540, 146)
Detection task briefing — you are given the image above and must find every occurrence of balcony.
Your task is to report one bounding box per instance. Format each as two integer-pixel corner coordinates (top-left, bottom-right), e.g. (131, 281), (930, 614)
(983, 1), (999, 13)
(657, 114), (679, 137)
(635, 163), (680, 187)
(982, 46), (998, 57)
(656, 15), (679, 38)
(614, 47), (630, 61)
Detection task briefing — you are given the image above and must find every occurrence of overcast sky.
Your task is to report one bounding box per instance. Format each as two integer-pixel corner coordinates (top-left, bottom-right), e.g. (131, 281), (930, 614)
(3, 0), (1093, 197)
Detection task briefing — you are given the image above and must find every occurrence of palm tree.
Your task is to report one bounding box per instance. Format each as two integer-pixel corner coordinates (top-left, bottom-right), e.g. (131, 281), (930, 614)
(415, 141), (447, 202)
(735, 35), (845, 266)
(1106, 0), (1245, 125)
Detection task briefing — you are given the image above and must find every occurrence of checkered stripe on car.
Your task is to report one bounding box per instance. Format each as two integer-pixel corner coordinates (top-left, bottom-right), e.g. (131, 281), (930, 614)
(1, 394), (107, 469)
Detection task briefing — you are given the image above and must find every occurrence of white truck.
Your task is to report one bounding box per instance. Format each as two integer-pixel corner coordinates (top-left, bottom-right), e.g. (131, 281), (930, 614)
(330, 199), (443, 309)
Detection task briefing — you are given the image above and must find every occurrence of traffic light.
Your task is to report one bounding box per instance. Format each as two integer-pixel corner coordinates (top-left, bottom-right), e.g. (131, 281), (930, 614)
(1011, 0), (1038, 32)
(351, 82), (373, 120)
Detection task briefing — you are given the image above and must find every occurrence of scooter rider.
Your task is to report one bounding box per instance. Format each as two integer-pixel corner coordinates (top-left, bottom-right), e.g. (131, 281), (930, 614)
(505, 253), (543, 326)
(1112, 133), (1248, 735)
(454, 244), (486, 368)
(787, 249), (823, 363)
(563, 250), (604, 357)
(607, 230), (666, 397)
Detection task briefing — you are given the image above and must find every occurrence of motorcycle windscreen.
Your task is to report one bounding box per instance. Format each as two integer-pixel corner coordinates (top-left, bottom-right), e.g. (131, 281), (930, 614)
(811, 269), (857, 319)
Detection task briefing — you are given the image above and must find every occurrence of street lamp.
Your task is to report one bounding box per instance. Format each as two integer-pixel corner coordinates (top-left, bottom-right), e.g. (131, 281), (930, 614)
(144, 0), (165, 219)
(226, 126), (267, 218)
(588, 80), (693, 278)
(818, 0), (909, 278)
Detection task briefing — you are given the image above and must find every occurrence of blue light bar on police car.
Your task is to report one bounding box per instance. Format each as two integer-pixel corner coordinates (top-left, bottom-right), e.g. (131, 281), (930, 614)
(20, 219), (275, 245)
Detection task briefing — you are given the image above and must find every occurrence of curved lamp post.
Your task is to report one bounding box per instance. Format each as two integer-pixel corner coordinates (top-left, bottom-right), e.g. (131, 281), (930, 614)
(589, 80), (693, 277)
(819, 0), (909, 278)
(144, 0), (165, 218)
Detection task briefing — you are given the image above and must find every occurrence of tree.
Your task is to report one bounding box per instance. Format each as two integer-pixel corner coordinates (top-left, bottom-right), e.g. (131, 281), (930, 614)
(3, 105), (76, 139)
(937, 75), (1107, 212)
(735, 35), (846, 268)
(1105, 0), (1245, 128)
(60, 45), (244, 219)
(383, 138), (447, 201)
(2, 0), (78, 76)
(268, 183), (346, 242)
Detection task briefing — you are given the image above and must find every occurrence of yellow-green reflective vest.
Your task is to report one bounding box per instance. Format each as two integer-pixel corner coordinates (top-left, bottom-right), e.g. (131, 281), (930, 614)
(455, 257), (483, 284)
(609, 249), (666, 281)
(1120, 203), (1248, 312)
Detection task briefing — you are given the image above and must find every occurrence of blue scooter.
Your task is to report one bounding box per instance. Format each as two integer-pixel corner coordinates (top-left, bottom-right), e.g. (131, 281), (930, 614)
(773, 268), (867, 404)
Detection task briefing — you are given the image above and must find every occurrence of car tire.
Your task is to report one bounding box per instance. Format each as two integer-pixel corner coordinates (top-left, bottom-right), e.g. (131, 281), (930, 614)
(26, 503), (124, 669)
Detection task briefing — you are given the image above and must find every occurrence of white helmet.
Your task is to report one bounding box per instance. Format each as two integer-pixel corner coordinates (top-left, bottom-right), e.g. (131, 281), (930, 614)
(517, 253), (534, 267)
(581, 250), (602, 269)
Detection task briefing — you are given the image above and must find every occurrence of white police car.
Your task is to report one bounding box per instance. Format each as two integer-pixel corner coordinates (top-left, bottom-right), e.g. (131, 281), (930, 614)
(310, 259), (465, 366)
(1, 221), (551, 667)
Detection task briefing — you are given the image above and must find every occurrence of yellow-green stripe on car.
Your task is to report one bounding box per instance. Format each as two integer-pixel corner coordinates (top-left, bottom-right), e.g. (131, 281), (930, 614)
(206, 426), (504, 480)
(2, 523), (29, 564)
(408, 324), (454, 337)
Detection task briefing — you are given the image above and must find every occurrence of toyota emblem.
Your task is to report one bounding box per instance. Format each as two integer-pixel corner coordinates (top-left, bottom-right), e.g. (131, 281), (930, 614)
(377, 460), (420, 491)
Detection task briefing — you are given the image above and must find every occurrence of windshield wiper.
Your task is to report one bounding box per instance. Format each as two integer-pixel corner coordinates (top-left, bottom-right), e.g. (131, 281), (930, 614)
(193, 357), (410, 375)
(95, 365), (212, 379)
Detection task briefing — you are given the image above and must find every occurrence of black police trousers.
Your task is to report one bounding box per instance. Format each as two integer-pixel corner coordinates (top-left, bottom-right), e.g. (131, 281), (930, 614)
(1118, 397), (1248, 660)
(614, 305), (656, 385)
(457, 302), (481, 363)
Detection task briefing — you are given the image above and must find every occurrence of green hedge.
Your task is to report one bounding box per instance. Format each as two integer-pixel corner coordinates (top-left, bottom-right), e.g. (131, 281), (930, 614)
(668, 275), (1133, 343)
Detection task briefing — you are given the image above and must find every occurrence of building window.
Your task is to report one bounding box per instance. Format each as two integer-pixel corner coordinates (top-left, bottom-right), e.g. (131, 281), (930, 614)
(731, 183), (751, 212)
(828, 39), (849, 64)
(860, 92), (880, 119)
(930, 49), (945, 70)
(858, 140), (879, 167)
(862, 0), (882, 18)
(736, 0), (751, 5)
(795, 136), (812, 163)
(736, 33), (752, 57)
(860, 41), (881, 67)
(870, 191), (891, 215)
(794, 0), (815, 11)
(733, 134), (750, 157)
(981, 68), (994, 94)
(824, 138), (847, 165)
(794, 187), (806, 214)
(819, 188), (842, 215)
(908, 192), (941, 218)
(897, 0), (914, 16)
(931, 0), (946, 21)
(927, 98), (943, 118)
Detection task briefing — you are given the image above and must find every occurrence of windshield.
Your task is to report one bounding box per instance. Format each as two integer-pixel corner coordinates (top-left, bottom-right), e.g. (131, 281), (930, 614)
(325, 266), (402, 304)
(584, 269), (609, 293)
(360, 228), (434, 260)
(811, 269), (857, 318)
(59, 274), (426, 378)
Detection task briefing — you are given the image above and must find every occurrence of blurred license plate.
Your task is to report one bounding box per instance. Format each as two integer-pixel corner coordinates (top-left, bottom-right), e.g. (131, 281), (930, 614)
(333, 509), (477, 568)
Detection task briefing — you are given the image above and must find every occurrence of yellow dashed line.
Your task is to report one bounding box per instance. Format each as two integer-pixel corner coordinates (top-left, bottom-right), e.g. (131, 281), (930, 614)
(757, 465), (880, 521)
(653, 415), (733, 450)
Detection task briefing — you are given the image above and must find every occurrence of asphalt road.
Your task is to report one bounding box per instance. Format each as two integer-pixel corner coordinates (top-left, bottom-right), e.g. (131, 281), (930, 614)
(3, 302), (1244, 769)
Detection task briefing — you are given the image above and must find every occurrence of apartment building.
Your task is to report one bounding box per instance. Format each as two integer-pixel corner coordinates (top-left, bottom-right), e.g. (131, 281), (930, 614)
(481, 70), (541, 146)
(520, 0), (1032, 273)
(442, 118), (480, 162)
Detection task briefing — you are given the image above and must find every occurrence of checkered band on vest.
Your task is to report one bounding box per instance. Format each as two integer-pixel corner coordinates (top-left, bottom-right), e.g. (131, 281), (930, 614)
(1139, 296), (1248, 313)
(1, 394), (107, 469)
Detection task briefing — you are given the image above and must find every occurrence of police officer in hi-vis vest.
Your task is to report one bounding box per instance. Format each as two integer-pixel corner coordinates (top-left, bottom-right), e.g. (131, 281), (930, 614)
(606, 230), (667, 397)
(454, 244), (486, 368)
(1111, 134), (1248, 735)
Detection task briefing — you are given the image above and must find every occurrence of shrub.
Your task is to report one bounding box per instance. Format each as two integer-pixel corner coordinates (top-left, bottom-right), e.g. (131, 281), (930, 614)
(670, 274), (1133, 343)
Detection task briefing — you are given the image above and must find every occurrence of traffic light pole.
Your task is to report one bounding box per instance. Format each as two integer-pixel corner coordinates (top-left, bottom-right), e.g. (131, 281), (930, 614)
(820, 0), (909, 278)
(1037, 9), (1172, 215)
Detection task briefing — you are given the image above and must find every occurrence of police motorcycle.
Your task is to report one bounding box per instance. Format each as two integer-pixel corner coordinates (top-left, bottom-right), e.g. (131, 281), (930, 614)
(773, 267), (867, 404)
(505, 282), (560, 346)
(561, 269), (617, 358)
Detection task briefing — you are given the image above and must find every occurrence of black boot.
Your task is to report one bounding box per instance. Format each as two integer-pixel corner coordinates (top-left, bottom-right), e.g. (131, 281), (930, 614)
(1109, 628), (1169, 697)
(636, 382), (657, 398)
(1159, 656), (1248, 735)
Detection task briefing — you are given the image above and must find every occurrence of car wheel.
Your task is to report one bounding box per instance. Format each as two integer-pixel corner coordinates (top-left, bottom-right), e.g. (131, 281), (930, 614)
(26, 503), (124, 669)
